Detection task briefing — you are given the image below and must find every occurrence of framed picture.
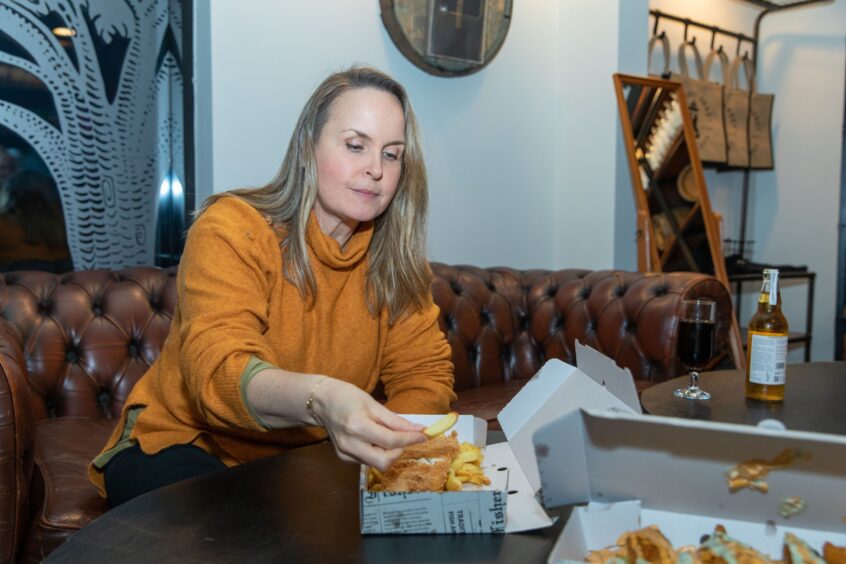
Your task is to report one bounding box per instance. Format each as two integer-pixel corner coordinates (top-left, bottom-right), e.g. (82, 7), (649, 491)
(380, 0), (512, 77)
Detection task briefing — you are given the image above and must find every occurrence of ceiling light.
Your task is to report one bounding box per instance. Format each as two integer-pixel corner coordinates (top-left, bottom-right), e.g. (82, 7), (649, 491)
(52, 27), (76, 38)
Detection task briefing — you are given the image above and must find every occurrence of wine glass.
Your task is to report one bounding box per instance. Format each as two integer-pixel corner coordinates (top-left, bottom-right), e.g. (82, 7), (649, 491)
(673, 299), (716, 400)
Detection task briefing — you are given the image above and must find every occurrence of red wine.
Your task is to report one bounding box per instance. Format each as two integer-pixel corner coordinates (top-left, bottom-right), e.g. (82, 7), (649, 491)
(678, 320), (715, 370)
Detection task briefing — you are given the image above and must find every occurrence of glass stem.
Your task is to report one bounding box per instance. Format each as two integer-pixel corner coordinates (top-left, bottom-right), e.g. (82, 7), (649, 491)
(689, 371), (700, 391)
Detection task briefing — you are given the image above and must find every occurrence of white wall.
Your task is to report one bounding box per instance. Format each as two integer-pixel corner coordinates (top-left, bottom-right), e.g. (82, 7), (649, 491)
(614, 1), (649, 271)
(196, 0), (845, 359)
(649, 0), (846, 361)
(197, 0), (645, 271)
(560, 1), (647, 271)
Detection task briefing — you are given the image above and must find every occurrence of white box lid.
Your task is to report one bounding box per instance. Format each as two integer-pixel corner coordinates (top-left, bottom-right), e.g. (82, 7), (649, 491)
(496, 358), (635, 493)
(534, 408), (846, 534)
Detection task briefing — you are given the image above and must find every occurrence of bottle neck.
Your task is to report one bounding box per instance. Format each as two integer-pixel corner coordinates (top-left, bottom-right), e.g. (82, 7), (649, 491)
(758, 272), (780, 308)
(757, 290), (783, 310)
(758, 277), (782, 311)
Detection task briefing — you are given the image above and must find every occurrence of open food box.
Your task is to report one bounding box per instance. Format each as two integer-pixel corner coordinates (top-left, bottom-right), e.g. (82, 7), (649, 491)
(534, 389), (846, 562)
(359, 343), (639, 535)
(359, 413), (516, 534)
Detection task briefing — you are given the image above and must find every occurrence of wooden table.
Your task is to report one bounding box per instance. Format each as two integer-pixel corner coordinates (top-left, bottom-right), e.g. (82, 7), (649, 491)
(641, 361), (846, 435)
(45, 432), (568, 563)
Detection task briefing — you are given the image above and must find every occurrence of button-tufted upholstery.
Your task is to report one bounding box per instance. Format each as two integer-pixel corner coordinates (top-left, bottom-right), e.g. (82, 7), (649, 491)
(434, 265), (734, 424)
(0, 268), (177, 563)
(0, 264), (733, 562)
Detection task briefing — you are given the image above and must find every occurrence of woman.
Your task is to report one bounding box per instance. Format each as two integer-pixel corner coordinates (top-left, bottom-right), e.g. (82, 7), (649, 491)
(89, 66), (456, 506)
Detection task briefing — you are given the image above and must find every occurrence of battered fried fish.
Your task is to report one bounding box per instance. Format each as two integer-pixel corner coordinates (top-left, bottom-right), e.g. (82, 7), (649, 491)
(379, 431), (460, 492)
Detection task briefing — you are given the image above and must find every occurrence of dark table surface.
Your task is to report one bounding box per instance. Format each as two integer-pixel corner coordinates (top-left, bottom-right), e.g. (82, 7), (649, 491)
(46, 431), (569, 564)
(48, 363), (846, 562)
(641, 361), (846, 435)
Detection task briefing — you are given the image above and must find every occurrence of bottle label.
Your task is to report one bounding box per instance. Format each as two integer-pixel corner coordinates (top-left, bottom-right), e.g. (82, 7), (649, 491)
(748, 333), (788, 385)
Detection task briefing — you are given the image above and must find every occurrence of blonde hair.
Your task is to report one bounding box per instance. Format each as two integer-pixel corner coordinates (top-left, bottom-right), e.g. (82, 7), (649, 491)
(198, 66), (431, 324)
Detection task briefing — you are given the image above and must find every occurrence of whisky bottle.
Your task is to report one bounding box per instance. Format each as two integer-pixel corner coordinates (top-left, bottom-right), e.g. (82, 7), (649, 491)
(745, 268), (789, 401)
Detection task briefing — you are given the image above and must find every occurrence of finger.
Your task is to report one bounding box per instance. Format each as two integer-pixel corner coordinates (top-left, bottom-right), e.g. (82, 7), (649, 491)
(355, 418), (426, 450)
(370, 404), (427, 433)
(375, 446), (406, 471)
(334, 435), (404, 472)
(363, 445), (406, 472)
(335, 450), (356, 464)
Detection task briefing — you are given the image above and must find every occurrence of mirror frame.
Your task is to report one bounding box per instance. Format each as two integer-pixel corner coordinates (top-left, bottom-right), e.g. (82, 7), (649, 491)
(379, 0), (512, 78)
(613, 73), (745, 370)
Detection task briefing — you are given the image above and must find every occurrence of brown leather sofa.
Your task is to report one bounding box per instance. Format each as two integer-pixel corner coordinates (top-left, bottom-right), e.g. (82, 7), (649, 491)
(0, 264), (734, 562)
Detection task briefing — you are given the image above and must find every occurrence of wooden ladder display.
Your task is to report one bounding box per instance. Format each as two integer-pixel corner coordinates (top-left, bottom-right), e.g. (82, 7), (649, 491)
(614, 73), (746, 371)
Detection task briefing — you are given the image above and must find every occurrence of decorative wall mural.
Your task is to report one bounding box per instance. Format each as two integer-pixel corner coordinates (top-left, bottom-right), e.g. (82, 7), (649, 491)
(0, 0), (187, 270)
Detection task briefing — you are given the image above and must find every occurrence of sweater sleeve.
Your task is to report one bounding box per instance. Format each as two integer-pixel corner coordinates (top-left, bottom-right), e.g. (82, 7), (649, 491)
(380, 297), (456, 414)
(177, 198), (282, 433)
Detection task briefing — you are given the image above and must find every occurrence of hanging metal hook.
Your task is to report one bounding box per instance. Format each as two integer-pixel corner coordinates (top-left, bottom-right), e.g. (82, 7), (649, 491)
(710, 28), (718, 50)
(683, 20), (696, 45)
(653, 13), (661, 37)
(736, 37), (743, 56)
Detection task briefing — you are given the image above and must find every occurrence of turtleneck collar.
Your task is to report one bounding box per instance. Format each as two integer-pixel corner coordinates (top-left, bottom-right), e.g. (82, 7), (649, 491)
(306, 211), (373, 269)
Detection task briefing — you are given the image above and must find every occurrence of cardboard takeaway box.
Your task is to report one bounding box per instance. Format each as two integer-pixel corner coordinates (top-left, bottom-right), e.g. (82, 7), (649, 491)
(533, 383), (846, 561)
(359, 342), (640, 535)
(359, 413), (519, 534)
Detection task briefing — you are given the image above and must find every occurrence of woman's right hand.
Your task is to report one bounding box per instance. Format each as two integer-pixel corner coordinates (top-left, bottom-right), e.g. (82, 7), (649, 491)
(312, 378), (427, 471)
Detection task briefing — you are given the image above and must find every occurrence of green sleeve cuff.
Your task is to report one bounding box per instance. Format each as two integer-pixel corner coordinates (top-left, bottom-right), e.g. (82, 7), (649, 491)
(91, 406), (144, 469)
(240, 356), (279, 429)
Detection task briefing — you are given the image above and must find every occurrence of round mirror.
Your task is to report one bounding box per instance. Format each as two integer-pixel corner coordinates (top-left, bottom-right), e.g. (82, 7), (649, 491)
(380, 0), (513, 78)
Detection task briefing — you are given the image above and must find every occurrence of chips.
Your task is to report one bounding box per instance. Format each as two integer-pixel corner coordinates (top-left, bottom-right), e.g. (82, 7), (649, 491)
(367, 417), (491, 492)
(585, 525), (846, 564)
(824, 541), (846, 564)
(423, 411), (459, 438)
(367, 467), (383, 491)
(451, 442), (490, 488)
(586, 525), (675, 564)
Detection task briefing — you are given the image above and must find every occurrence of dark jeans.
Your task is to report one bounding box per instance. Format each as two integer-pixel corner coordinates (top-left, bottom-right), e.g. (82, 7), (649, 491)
(103, 443), (226, 507)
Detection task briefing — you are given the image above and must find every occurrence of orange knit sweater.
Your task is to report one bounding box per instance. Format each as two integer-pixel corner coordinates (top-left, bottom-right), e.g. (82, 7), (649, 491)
(89, 197), (455, 495)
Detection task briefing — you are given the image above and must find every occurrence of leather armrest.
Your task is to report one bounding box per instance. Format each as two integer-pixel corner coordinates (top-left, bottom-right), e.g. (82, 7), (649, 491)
(0, 317), (35, 562)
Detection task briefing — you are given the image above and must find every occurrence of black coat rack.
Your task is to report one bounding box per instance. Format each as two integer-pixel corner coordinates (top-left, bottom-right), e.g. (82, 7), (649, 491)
(648, 1), (830, 363)
(650, 0), (831, 263)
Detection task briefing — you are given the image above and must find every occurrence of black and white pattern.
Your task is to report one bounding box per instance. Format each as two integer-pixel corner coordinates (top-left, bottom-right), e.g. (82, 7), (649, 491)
(0, 0), (184, 269)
